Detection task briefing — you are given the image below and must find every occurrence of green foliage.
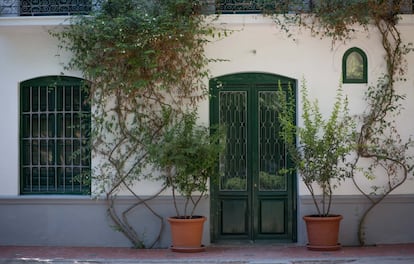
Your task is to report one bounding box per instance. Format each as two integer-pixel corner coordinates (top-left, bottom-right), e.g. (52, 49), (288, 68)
(51, 0), (216, 195)
(50, 0), (414, 247)
(269, 0), (406, 42)
(220, 172), (286, 191)
(305, 0), (371, 41)
(148, 110), (225, 218)
(259, 171), (285, 190)
(276, 80), (356, 216)
(51, 0), (217, 248)
(54, 0), (210, 102)
(222, 177), (246, 190)
(351, 74), (414, 245)
(267, 0), (413, 245)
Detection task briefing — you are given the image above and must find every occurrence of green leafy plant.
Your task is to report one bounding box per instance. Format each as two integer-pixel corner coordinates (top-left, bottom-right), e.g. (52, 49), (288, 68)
(350, 74), (414, 245)
(51, 0), (218, 248)
(222, 177), (246, 190)
(268, 0), (409, 43)
(148, 110), (225, 218)
(268, 0), (414, 245)
(276, 80), (356, 216)
(259, 171), (285, 190)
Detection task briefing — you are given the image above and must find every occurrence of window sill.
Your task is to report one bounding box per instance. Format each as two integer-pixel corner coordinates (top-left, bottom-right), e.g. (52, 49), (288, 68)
(0, 15), (77, 27)
(0, 195), (94, 205)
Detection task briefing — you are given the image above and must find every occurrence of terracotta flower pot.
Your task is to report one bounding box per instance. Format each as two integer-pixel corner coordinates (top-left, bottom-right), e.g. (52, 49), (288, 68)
(303, 214), (343, 251)
(168, 216), (206, 253)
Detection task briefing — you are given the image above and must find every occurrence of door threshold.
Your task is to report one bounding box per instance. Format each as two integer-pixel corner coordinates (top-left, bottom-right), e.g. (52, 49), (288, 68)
(211, 240), (298, 246)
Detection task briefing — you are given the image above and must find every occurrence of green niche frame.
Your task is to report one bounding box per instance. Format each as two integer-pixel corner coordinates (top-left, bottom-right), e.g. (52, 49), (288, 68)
(342, 47), (368, 84)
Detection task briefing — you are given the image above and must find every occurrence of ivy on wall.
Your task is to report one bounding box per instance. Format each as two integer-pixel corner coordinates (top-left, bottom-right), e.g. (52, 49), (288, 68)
(51, 0), (414, 247)
(52, 0), (217, 248)
(268, 0), (414, 245)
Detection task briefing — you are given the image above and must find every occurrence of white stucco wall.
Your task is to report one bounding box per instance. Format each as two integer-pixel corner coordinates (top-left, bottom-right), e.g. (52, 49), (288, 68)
(1, 15), (414, 197)
(0, 17), (80, 196)
(204, 14), (414, 196)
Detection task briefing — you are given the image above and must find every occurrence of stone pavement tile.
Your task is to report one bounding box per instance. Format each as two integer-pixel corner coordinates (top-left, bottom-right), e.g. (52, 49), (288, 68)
(1, 244), (414, 264)
(2, 257), (414, 264)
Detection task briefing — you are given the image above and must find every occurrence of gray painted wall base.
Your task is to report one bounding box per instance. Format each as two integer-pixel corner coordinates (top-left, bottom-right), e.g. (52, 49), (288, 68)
(0, 196), (209, 248)
(299, 194), (414, 246)
(1, 194), (413, 247)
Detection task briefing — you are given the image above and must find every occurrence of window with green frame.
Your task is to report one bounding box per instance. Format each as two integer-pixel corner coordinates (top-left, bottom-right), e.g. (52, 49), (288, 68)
(342, 47), (368, 83)
(20, 76), (91, 194)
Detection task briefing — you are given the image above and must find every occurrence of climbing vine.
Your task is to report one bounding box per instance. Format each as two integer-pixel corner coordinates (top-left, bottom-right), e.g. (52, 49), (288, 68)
(51, 0), (414, 247)
(52, 0), (216, 248)
(268, 0), (414, 245)
(350, 11), (414, 245)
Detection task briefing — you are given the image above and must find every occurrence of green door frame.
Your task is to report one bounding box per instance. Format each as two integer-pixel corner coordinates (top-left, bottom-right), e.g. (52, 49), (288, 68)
(209, 72), (297, 243)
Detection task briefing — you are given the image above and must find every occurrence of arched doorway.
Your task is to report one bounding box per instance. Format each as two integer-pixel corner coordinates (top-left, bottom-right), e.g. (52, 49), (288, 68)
(209, 72), (297, 242)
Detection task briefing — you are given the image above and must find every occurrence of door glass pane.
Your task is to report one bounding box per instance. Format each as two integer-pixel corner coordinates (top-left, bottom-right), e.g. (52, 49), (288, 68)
(219, 91), (247, 191)
(258, 91), (286, 191)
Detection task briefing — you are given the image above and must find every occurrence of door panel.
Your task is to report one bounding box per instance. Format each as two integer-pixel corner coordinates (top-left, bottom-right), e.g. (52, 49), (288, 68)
(260, 199), (285, 234)
(222, 199), (248, 234)
(210, 73), (297, 243)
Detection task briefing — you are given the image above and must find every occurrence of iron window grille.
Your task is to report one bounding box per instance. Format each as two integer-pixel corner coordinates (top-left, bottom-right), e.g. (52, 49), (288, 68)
(214, 0), (414, 14)
(215, 0), (311, 14)
(1, 1), (413, 16)
(20, 76), (91, 194)
(19, 0), (92, 16)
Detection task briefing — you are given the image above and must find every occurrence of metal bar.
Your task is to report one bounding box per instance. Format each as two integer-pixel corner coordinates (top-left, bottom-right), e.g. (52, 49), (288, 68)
(19, 0), (92, 16)
(21, 78), (90, 194)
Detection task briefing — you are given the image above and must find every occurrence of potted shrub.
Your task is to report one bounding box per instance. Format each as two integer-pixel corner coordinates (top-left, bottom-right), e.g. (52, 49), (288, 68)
(276, 80), (355, 251)
(148, 110), (225, 252)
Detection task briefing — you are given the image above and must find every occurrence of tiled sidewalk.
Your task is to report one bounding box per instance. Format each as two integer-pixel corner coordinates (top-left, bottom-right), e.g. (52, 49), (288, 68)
(1, 244), (414, 263)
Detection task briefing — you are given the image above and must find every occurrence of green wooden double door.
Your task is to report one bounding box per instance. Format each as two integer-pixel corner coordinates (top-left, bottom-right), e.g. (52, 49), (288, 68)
(210, 73), (297, 242)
